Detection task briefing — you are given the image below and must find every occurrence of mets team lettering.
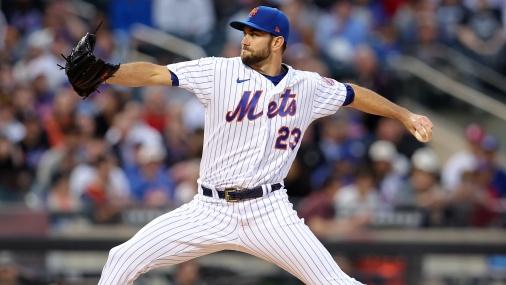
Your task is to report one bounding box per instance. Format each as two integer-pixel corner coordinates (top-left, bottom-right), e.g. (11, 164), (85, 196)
(225, 90), (264, 121)
(226, 89), (297, 122)
(267, 89), (296, 118)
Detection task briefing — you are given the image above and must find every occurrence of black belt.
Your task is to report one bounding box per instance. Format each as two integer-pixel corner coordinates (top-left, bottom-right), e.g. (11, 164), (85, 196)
(201, 183), (282, 202)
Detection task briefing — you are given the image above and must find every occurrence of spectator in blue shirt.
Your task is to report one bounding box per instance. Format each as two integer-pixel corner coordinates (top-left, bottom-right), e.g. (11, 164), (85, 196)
(127, 143), (176, 207)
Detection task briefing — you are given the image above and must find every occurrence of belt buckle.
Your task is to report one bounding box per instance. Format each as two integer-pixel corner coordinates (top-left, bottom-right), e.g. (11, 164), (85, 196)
(224, 188), (239, 202)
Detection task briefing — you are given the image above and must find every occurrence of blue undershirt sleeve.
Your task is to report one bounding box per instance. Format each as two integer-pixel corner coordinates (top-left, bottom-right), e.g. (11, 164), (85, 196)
(342, 83), (355, 106)
(170, 70), (179, 86)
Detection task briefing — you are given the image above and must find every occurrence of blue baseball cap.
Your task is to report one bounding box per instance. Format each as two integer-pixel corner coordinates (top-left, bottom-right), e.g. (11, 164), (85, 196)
(230, 6), (290, 41)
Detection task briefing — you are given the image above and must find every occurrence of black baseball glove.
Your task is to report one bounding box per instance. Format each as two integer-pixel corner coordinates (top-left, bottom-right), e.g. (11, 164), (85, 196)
(58, 24), (120, 99)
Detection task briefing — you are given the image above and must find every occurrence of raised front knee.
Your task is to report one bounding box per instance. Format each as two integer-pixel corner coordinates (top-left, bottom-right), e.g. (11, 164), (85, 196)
(99, 243), (136, 284)
(106, 244), (124, 265)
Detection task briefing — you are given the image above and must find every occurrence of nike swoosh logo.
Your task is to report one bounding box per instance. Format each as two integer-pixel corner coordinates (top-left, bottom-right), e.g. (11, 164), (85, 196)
(236, 78), (250, 83)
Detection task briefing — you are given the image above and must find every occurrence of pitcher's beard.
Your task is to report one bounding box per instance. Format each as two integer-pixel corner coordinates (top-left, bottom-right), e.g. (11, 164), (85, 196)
(241, 47), (271, 66)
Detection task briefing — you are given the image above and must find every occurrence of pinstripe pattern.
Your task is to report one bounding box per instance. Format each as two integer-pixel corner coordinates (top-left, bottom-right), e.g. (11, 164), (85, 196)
(99, 195), (240, 285)
(98, 57), (363, 284)
(167, 57), (348, 189)
(99, 189), (363, 284)
(237, 190), (363, 284)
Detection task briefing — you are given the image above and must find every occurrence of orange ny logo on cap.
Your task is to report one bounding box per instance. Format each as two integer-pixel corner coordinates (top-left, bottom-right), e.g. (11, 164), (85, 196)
(249, 7), (259, 17)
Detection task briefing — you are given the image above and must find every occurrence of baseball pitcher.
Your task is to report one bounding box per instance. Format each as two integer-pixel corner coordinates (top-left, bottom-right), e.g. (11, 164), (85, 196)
(61, 6), (433, 285)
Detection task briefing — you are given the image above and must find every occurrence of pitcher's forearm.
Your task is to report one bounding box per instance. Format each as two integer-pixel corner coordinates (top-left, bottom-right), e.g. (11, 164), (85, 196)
(347, 83), (410, 123)
(106, 62), (172, 87)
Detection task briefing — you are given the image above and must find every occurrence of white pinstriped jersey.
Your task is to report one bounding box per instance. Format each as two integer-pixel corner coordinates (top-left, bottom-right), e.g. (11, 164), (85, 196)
(167, 57), (348, 189)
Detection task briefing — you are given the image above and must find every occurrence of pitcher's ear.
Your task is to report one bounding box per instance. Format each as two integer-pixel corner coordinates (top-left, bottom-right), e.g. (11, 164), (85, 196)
(272, 36), (285, 51)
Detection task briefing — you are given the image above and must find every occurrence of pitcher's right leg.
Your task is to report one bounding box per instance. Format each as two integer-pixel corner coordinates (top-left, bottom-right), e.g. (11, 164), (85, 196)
(238, 190), (364, 285)
(98, 195), (238, 285)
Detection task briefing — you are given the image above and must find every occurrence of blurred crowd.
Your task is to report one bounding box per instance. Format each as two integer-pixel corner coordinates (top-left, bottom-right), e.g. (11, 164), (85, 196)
(0, 0), (505, 231)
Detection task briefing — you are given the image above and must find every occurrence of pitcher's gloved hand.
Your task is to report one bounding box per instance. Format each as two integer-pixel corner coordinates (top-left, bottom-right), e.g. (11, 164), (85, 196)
(58, 23), (119, 99)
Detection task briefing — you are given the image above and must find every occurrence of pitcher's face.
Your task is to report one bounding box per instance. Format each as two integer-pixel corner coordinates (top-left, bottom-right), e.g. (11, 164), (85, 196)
(240, 27), (273, 66)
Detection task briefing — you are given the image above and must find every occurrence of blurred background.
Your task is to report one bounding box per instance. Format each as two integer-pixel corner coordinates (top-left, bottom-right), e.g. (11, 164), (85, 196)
(0, 0), (506, 284)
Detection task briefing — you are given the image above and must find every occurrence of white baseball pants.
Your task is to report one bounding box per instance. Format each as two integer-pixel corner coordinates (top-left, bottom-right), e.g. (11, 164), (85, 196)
(98, 188), (363, 285)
